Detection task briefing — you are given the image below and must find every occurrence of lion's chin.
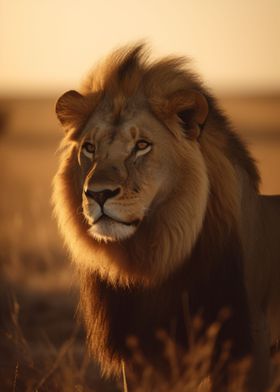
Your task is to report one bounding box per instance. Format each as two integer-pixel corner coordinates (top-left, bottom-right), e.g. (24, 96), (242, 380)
(88, 216), (138, 243)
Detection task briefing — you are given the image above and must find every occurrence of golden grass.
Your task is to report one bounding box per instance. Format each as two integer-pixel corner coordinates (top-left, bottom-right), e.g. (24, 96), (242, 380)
(2, 287), (280, 391)
(0, 290), (118, 392)
(120, 321), (280, 392)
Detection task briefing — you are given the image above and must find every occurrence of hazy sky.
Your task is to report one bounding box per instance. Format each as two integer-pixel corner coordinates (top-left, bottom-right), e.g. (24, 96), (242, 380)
(1, 0), (280, 96)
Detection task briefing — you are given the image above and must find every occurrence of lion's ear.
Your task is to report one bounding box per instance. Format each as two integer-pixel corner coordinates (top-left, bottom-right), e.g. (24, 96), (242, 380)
(55, 90), (92, 134)
(150, 90), (208, 139)
(175, 90), (208, 138)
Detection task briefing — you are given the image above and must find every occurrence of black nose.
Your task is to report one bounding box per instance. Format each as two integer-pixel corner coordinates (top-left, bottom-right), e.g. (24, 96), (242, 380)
(84, 187), (121, 206)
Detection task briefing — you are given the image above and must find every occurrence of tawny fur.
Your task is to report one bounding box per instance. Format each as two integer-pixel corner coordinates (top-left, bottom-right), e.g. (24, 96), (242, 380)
(53, 44), (280, 391)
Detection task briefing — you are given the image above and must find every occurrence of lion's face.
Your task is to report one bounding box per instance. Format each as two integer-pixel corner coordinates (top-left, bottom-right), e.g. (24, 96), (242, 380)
(53, 43), (212, 282)
(79, 109), (181, 242)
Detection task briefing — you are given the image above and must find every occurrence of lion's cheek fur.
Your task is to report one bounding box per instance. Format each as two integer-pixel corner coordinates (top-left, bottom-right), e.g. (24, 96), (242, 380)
(145, 143), (210, 282)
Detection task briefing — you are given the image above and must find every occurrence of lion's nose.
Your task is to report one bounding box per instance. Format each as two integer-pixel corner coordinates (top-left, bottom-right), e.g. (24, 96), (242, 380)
(84, 187), (121, 207)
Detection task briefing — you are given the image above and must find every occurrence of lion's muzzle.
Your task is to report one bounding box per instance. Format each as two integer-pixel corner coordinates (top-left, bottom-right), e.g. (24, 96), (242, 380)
(83, 184), (142, 242)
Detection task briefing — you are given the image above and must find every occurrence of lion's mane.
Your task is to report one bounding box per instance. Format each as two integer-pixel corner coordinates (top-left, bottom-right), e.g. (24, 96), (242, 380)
(52, 44), (261, 382)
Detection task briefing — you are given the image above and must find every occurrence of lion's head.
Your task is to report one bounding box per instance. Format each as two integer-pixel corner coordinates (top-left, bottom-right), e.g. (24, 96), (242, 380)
(53, 44), (259, 287)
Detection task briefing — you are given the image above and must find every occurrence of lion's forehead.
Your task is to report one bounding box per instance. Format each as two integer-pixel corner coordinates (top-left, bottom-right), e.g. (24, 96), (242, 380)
(97, 125), (137, 158)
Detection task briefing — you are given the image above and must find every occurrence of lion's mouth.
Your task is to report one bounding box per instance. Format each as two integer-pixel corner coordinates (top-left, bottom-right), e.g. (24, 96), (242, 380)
(94, 214), (140, 227)
(88, 213), (140, 242)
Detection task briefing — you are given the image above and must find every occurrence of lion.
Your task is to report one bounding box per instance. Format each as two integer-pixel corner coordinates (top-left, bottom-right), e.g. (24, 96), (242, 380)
(52, 44), (280, 391)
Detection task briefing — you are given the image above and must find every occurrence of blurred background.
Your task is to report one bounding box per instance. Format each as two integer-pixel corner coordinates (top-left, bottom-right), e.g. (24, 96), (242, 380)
(0, 0), (279, 390)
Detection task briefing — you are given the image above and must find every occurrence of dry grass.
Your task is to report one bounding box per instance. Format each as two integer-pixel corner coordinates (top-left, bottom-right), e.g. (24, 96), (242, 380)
(2, 285), (280, 392)
(121, 321), (280, 392)
(0, 286), (120, 391)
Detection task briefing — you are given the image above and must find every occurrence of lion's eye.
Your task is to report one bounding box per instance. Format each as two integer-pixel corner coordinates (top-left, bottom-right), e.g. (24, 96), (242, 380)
(135, 140), (151, 151)
(83, 142), (95, 153)
(81, 142), (96, 159)
(134, 139), (152, 159)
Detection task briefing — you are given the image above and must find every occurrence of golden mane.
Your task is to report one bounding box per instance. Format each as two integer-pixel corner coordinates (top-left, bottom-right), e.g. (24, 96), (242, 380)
(52, 44), (273, 389)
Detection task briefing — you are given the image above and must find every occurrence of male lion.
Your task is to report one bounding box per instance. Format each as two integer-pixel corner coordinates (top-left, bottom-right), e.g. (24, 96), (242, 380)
(53, 44), (280, 391)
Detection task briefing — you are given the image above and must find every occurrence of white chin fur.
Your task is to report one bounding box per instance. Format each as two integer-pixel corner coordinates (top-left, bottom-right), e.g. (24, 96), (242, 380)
(88, 219), (137, 242)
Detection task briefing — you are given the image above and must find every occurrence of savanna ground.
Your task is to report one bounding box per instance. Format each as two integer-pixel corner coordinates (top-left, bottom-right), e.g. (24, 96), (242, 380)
(0, 95), (279, 391)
